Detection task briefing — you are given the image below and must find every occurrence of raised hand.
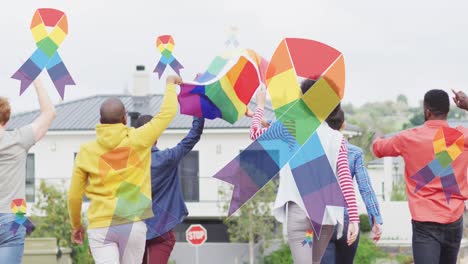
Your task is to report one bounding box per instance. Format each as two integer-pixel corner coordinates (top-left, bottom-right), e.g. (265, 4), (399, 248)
(452, 89), (468, 111)
(166, 75), (183, 85)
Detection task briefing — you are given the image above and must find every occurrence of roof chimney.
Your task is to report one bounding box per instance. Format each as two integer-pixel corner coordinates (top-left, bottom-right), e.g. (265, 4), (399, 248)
(133, 65), (149, 96)
(131, 65), (151, 117)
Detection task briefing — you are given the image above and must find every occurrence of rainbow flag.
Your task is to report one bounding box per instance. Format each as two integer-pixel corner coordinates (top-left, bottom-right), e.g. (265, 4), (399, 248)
(178, 50), (268, 124)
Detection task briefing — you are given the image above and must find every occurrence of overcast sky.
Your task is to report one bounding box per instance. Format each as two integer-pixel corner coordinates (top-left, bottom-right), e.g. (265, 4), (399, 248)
(2, 0), (468, 113)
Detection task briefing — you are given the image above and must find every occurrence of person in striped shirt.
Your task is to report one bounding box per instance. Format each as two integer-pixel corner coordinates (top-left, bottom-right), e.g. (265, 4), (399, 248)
(321, 104), (383, 264)
(250, 80), (359, 264)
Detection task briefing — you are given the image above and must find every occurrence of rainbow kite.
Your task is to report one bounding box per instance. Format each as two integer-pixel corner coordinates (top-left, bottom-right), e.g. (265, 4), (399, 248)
(12, 8), (75, 99)
(214, 38), (346, 237)
(411, 127), (464, 203)
(10, 199), (34, 235)
(178, 49), (268, 124)
(154, 35), (184, 79)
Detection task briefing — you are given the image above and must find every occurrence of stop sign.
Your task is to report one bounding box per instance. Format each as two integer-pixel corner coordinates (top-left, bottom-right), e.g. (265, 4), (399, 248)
(186, 224), (207, 246)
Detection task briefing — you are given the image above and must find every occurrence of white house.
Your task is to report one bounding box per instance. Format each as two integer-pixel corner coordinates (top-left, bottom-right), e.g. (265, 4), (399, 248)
(7, 67), (361, 244)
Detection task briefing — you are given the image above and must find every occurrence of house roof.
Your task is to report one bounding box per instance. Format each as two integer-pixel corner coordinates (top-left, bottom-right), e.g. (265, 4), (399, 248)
(7, 94), (361, 132)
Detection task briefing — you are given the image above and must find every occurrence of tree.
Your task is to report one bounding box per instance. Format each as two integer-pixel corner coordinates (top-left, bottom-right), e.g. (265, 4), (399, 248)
(396, 94), (408, 106)
(31, 180), (94, 264)
(219, 179), (279, 264)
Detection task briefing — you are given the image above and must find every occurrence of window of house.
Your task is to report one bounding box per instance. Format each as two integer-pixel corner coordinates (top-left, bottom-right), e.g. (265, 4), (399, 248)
(178, 151), (199, 202)
(25, 154), (35, 202)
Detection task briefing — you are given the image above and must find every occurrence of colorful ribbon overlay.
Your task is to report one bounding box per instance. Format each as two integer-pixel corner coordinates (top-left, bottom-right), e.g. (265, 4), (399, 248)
(178, 49), (268, 124)
(98, 147), (153, 248)
(10, 199), (34, 235)
(301, 230), (314, 247)
(411, 127), (464, 203)
(214, 38), (346, 237)
(12, 8), (75, 99)
(153, 35), (184, 79)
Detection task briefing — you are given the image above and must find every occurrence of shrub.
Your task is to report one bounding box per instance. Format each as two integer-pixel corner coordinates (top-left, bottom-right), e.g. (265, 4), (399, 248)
(354, 235), (388, 264)
(359, 214), (372, 233)
(31, 180), (94, 264)
(263, 244), (293, 264)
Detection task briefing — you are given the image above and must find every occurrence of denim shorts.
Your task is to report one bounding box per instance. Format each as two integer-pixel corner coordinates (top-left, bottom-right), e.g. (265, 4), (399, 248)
(0, 213), (26, 247)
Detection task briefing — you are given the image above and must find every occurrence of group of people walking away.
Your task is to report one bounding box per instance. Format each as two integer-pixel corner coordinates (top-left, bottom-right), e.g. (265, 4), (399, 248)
(1, 73), (468, 264)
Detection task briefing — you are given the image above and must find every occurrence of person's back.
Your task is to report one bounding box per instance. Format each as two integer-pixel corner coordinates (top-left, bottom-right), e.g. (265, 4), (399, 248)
(68, 76), (180, 264)
(375, 121), (468, 222)
(135, 116), (205, 264)
(249, 80), (360, 264)
(373, 89), (468, 264)
(0, 128), (35, 213)
(0, 78), (56, 264)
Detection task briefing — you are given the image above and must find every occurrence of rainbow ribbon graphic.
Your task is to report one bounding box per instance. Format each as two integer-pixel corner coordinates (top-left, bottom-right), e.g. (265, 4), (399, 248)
(411, 127), (464, 203)
(12, 8), (75, 99)
(301, 230), (314, 247)
(153, 35), (184, 79)
(214, 39), (346, 237)
(10, 199), (34, 235)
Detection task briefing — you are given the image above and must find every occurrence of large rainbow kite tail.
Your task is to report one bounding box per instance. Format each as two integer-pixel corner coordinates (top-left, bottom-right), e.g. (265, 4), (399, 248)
(411, 127), (464, 203)
(178, 49), (267, 124)
(12, 8), (75, 99)
(153, 35), (184, 79)
(214, 38), (346, 237)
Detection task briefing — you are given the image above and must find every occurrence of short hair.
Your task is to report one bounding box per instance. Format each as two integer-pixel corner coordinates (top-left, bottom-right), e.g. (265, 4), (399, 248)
(134, 115), (153, 128)
(0, 97), (11, 125)
(100, 98), (126, 124)
(326, 103), (345, 131)
(300, 79), (316, 94)
(424, 90), (449, 116)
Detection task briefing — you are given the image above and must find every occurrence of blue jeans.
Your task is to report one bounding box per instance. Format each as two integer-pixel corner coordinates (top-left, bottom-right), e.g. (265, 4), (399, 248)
(320, 221), (360, 264)
(0, 213), (26, 264)
(412, 217), (463, 264)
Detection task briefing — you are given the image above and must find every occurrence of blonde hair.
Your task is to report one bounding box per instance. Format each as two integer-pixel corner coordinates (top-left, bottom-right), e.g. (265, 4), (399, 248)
(0, 97), (11, 126)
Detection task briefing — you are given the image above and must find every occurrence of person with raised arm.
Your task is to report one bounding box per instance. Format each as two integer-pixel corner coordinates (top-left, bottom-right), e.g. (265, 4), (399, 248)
(68, 76), (179, 264)
(0, 78), (56, 264)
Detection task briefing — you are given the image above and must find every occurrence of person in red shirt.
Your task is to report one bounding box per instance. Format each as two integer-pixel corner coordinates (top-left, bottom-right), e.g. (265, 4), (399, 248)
(373, 89), (468, 264)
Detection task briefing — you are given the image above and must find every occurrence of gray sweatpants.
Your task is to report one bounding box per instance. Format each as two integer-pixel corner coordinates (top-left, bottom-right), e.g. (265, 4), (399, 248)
(287, 202), (335, 264)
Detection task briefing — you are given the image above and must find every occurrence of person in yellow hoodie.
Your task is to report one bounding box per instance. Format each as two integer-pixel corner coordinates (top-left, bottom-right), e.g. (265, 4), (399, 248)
(68, 76), (180, 264)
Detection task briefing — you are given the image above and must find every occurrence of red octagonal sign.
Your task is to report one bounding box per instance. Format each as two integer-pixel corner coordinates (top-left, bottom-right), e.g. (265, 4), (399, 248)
(186, 224), (207, 246)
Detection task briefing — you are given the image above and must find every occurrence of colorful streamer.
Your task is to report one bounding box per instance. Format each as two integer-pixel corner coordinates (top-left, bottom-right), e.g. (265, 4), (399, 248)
(153, 35), (184, 79)
(178, 49), (268, 124)
(411, 127), (464, 203)
(12, 8), (75, 99)
(10, 199), (34, 235)
(213, 38), (346, 237)
(301, 230), (314, 247)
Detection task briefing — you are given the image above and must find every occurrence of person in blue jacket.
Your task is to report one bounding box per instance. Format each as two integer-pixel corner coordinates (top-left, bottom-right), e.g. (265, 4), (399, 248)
(134, 116), (205, 264)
